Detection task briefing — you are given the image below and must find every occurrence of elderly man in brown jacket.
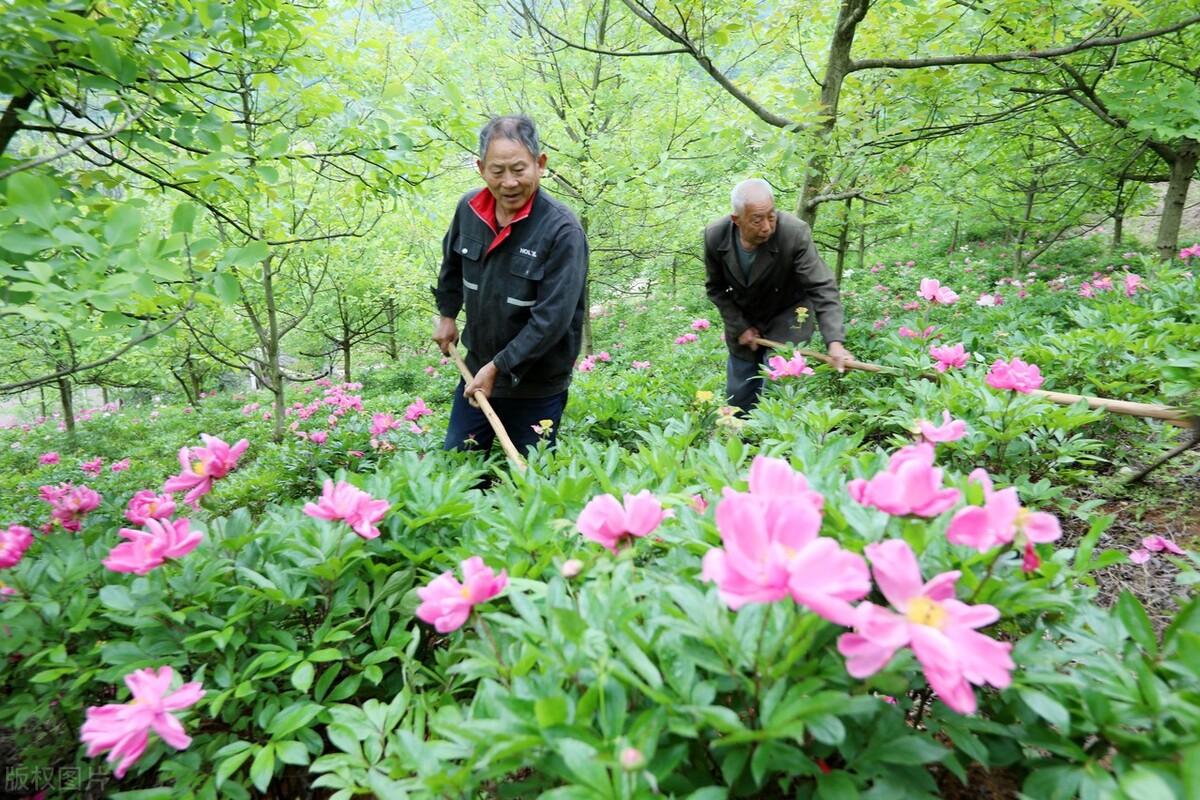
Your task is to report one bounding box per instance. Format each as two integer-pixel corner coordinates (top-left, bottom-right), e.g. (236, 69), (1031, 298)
(704, 178), (853, 411)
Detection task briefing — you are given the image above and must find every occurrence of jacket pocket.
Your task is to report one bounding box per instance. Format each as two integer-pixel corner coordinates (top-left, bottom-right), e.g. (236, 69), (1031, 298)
(506, 259), (544, 307)
(456, 235), (484, 292)
(454, 234), (484, 262)
(509, 258), (545, 281)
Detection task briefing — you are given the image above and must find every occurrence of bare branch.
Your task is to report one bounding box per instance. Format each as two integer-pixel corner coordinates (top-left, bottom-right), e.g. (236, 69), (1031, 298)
(0, 301), (194, 394)
(848, 14), (1200, 73)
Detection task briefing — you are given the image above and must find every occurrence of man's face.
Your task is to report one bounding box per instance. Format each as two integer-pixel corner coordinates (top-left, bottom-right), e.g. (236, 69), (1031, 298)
(732, 196), (777, 247)
(477, 137), (547, 218)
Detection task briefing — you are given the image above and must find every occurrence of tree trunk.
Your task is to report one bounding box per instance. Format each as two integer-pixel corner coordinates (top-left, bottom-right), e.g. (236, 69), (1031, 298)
(797, 0), (867, 228)
(58, 376), (75, 437)
(385, 299), (398, 360)
(579, 214), (592, 356)
(172, 369), (196, 406)
(835, 197), (852, 284)
(39, 385), (47, 418)
(950, 212), (960, 253)
(261, 256), (286, 442)
(101, 386), (109, 404)
(1015, 181), (1038, 271)
(856, 198), (866, 273)
(581, 280), (592, 357)
(1111, 176), (1125, 251)
(0, 92), (35, 158)
(1156, 139), (1198, 260)
(342, 336), (352, 383)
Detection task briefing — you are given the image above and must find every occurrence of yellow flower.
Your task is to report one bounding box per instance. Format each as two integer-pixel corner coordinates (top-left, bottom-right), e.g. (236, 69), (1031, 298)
(795, 306), (810, 323)
(695, 390), (714, 403)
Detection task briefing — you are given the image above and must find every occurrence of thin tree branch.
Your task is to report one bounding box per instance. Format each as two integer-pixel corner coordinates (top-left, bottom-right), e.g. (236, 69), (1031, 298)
(848, 14), (1200, 73)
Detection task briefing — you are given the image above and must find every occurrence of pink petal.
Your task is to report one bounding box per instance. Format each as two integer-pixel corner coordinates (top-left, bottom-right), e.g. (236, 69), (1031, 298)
(865, 540), (924, 609)
(837, 631), (900, 678)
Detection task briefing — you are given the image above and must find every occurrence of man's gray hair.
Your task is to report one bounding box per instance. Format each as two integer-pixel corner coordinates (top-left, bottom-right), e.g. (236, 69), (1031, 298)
(731, 178), (774, 215)
(478, 115), (541, 160)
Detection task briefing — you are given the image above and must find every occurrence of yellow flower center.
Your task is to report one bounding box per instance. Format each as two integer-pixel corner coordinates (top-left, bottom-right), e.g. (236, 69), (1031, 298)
(191, 461), (206, 476)
(459, 586), (471, 599)
(695, 390), (714, 402)
(147, 502), (158, 514)
(1015, 507), (1031, 531)
(538, 419), (554, 430)
(905, 596), (947, 629)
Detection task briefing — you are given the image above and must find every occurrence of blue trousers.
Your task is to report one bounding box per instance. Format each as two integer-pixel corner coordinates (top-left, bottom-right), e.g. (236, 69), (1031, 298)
(726, 350), (772, 412)
(443, 381), (569, 455)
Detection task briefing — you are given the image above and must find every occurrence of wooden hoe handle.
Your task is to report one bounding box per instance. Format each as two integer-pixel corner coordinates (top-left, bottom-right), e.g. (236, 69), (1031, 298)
(750, 337), (1189, 426)
(447, 348), (527, 472)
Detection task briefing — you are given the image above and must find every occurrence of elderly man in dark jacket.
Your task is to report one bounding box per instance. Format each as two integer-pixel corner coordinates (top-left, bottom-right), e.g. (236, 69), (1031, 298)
(704, 178), (852, 411)
(432, 115), (588, 453)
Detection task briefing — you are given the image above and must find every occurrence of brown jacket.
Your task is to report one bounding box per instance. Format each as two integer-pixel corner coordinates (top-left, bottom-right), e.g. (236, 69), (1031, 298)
(704, 211), (846, 361)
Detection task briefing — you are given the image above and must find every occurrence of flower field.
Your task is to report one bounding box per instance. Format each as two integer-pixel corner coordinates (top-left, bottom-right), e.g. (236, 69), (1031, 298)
(0, 238), (1197, 799)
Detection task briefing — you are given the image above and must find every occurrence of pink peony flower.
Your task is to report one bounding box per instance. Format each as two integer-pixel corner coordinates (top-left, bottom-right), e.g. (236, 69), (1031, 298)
(124, 491), (177, 526)
(930, 343), (969, 372)
(310, 431), (328, 445)
(985, 358), (1043, 394)
(1178, 244), (1200, 260)
(561, 558), (584, 578)
(81, 458), (104, 477)
(847, 443), (961, 518)
(404, 398), (433, 422)
(631, 360), (651, 370)
(80, 666), (204, 778)
(596, 351), (612, 362)
(691, 318), (711, 330)
(162, 435), (249, 508)
(918, 278), (959, 305)
(415, 556), (508, 632)
(41, 483), (102, 532)
(946, 469), (1060, 553)
(674, 333), (699, 345)
(303, 479), (390, 540)
(766, 353), (815, 380)
(1141, 535), (1185, 556)
(837, 540), (1014, 715)
(701, 486), (869, 622)
(917, 411), (967, 443)
(576, 491), (665, 553)
(370, 413), (399, 436)
(0, 524), (34, 569)
(899, 325), (939, 341)
(39, 451), (60, 465)
(976, 293), (1002, 307)
(110, 458), (130, 473)
(902, 301), (921, 311)
(577, 356), (596, 372)
(1129, 548), (1151, 564)
(425, 366), (437, 376)
(1123, 273), (1143, 297)
(745, 455), (825, 511)
(103, 517), (203, 575)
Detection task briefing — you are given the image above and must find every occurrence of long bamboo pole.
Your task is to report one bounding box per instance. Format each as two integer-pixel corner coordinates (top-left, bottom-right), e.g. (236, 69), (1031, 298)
(446, 348), (527, 471)
(752, 337), (1190, 426)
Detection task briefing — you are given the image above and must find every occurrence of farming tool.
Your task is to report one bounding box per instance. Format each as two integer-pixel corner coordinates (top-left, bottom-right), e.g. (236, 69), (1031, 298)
(446, 347), (527, 472)
(752, 336), (1198, 482)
